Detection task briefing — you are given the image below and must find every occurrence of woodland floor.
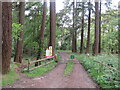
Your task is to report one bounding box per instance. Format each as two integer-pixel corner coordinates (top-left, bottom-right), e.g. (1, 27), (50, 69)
(5, 52), (99, 88)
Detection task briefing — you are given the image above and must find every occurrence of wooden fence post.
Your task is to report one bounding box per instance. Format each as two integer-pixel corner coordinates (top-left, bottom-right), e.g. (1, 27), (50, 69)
(28, 59), (30, 72)
(54, 54), (58, 63)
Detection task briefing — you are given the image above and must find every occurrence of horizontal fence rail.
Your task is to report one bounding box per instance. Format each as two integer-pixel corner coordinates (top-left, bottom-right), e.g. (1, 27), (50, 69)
(29, 60), (55, 71)
(29, 57), (54, 65)
(26, 56), (56, 72)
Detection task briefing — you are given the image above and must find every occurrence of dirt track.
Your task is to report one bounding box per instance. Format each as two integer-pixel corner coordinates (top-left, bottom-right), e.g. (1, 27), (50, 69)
(5, 52), (98, 88)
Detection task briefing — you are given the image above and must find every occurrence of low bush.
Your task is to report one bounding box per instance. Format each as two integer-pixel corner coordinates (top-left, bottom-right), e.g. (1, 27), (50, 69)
(73, 53), (119, 88)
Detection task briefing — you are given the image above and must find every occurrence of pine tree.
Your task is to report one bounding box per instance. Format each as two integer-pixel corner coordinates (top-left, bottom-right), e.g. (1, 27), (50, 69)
(49, 0), (56, 56)
(0, 1), (2, 73)
(2, 2), (12, 74)
(93, 1), (99, 55)
(80, 1), (85, 54)
(14, 2), (25, 63)
(86, 0), (91, 54)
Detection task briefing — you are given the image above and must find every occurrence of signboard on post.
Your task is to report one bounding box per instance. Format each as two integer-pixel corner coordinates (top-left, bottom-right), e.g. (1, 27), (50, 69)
(46, 46), (53, 58)
(49, 46), (52, 56)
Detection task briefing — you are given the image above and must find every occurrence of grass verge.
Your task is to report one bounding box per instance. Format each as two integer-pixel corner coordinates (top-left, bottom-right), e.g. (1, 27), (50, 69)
(56, 50), (71, 53)
(24, 61), (57, 77)
(64, 61), (74, 76)
(2, 64), (20, 87)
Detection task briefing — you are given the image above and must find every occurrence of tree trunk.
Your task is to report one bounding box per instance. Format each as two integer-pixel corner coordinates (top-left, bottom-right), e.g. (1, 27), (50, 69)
(118, 2), (120, 80)
(93, 1), (99, 55)
(74, 24), (77, 52)
(2, 2), (12, 74)
(0, 1), (2, 72)
(49, 0), (56, 56)
(111, 28), (114, 53)
(74, 0), (77, 52)
(14, 2), (25, 63)
(36, 0), (47, 66)
(99, 0), (101, 53)
(72, 0), (77, 53)
(86, 1), (91, 54)
(80, 2), (84, 54)
(72, 1), (75, 52)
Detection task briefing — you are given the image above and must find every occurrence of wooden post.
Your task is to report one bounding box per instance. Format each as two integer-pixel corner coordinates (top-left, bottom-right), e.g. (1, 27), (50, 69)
(54, 54), (58, 63)
(27, 59), (30, 72)
(45, 58), (47, 66)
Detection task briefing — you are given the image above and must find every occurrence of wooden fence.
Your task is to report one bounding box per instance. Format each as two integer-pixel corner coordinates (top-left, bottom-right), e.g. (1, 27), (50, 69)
(26, 56), (56, 71)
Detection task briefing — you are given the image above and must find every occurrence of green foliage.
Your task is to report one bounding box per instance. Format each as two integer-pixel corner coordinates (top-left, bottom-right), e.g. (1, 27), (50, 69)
(64, 61), (74, 76)
(23, 2), (50, 56)
(102, 30), (118, 53)
(12, 23), (23, 40)
(73, 53), (119, 88)
(2, 64), (20, 87)
(24, 62), (57, 77)
(12, 23), (23, 56)
(101, 9), (118, 53)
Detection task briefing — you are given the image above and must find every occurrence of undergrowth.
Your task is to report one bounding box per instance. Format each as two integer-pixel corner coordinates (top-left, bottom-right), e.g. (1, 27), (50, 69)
(73, 53), (119, 88)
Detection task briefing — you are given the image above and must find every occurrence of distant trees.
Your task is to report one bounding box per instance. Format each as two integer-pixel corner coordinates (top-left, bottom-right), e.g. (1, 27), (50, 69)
(2, 2), (12, 74)
(70, 0), (103, 55)
(56, 1), (72, 50)
(14, 2), (25, 63)
(23, 2), (43, 56)
(93, 1), (99, 55)
(49, 0), (56, 55)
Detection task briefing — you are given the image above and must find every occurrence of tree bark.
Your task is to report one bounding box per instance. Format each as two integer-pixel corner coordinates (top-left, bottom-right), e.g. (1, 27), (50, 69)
(49, 0), (56, 56)
(86, 1), (91, 54)
(72, 1), (76, 52)
(74, 0), (77, 52)
(14, 2), (25, 63)
(99, 0), (101, 53)
(37, 0), (47, 59)
(0, 2), (2, 72)
(36, 0), (47, 66)
(2, 2), (12, 74)
(93, 1), (99, 55)
(80, 2), (84, 54)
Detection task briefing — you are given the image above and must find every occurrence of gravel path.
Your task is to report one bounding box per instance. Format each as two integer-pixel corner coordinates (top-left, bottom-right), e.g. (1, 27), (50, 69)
(5, 52), (98, 88)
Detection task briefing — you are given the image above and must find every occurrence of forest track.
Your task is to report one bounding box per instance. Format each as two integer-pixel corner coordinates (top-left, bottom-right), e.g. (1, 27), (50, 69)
(5, 52), (98, 88)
